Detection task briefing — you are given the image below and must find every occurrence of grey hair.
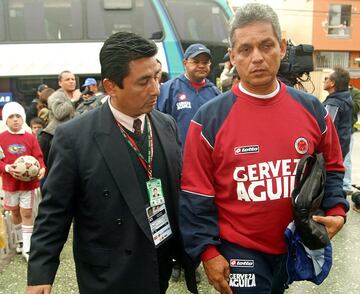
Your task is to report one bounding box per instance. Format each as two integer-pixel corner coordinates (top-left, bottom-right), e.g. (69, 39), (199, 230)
(229, 3), (282, 48)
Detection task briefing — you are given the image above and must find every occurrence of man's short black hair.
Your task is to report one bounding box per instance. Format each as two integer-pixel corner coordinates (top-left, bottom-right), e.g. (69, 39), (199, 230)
(100, 32), (158, 89)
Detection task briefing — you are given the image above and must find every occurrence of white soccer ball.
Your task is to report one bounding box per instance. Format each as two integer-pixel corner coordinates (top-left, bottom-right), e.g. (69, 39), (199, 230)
(13, 155), (40, 182)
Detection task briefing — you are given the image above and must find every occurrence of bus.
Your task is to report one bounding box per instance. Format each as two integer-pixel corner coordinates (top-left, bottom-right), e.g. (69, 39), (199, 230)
(0, 0), (233, 108)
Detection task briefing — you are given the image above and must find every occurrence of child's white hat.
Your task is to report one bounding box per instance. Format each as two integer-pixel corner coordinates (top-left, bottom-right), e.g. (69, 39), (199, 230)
(2, 102), (26, 123)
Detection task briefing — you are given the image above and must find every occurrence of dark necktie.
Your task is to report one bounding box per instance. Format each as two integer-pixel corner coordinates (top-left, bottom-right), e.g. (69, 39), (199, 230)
(133, 118), (142, 136)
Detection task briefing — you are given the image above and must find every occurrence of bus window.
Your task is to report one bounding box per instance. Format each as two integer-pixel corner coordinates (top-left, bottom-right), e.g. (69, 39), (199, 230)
(0, 2), (4, 41)
(8, 0), (83, 41)
(164, 0), (229, 44)
(86, 0), (163, 40)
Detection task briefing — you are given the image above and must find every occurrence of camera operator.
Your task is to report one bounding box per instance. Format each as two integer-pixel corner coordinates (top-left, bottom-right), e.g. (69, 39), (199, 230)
(80, 78), (98, 100)
(75, 78), (105, 117)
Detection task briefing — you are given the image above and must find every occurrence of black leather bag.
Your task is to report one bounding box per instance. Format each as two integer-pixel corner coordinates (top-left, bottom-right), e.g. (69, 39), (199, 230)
(291, 153), (330, 250)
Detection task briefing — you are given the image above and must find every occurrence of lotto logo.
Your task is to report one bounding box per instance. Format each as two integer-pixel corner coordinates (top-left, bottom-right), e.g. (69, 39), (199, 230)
(230, 259), (255, 268)
(234, 145), (259, 155)
(178, 93), (187, 101)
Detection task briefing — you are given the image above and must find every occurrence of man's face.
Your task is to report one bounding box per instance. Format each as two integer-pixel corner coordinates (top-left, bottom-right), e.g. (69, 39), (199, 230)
(59, 72), (76, 93)
(184, 53), (211, 83)
(89, 84), (98, 93)
(6, 114), (23, 132)
(229, 22), (286, 95)
(323, 75), (335, 92)
(104, 57), (160, 117)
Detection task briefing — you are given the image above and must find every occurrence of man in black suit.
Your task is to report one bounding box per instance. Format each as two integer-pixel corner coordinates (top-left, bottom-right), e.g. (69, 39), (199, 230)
(26, 32), (196, 294)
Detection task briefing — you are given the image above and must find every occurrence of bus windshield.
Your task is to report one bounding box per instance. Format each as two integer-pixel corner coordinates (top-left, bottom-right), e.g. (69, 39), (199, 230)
(164, 0), (229, 44)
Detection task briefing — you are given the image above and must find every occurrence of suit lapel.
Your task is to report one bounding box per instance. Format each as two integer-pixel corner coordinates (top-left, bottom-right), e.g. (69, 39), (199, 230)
(93, 103), (153, 242)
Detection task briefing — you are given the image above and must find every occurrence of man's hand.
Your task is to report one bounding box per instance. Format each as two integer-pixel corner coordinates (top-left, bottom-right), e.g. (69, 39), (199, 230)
(203, 255), (232, 294)
(25, 285), (52, 294)
(71, 89), (82, 102)
(37, 167), (46, 180)
(312, 215), (345, 239)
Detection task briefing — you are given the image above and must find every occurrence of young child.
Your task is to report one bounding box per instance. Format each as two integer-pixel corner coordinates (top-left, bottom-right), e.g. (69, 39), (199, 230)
(30, 117), (45, 136)
(0, 102), (45, 261)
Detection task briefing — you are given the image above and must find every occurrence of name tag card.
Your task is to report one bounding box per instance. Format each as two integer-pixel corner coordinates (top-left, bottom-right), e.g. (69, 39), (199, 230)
(146, 204), (172, 247)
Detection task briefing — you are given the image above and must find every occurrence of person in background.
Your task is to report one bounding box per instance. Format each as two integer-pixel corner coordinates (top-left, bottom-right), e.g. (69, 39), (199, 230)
(26, 31), (197, 294)
(26, 84), (48, 125)
(0, 102), (45, 262)
(219, 52), (235, 92)
(30, 117), (45, 137)
(179, 3), (348, 293)
(157, 43), (220, 153)
(37, 71), (80, 167)
(37, 88), (55, 127)
(343, 85), (360, 197)
(75, 79), (105, 117)
(80, 78), (98, 99)
(161, 72), (169, 84)
(323, 67), (353, 195)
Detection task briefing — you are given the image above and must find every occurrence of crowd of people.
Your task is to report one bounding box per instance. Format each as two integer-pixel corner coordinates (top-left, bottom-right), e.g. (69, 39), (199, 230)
(0, 3), (360, 294)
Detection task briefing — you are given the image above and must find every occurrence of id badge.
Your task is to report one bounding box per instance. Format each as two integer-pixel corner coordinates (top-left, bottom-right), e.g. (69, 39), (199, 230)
(146, 204), (173, 247)
(146, 178), (165, 207)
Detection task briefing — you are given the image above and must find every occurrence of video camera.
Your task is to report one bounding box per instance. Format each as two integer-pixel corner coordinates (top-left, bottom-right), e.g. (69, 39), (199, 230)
(278, 40), (314, 88)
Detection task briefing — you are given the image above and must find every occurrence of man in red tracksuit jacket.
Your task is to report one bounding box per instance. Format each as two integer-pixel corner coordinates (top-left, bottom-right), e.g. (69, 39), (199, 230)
(180, 3), (348, 294)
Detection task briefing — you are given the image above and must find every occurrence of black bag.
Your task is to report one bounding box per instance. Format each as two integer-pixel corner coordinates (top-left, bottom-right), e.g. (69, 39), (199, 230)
(291, 153), (330, 250)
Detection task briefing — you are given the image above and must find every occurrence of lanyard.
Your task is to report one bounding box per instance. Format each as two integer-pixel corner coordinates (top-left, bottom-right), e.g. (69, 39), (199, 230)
(117, 115), (153, 179)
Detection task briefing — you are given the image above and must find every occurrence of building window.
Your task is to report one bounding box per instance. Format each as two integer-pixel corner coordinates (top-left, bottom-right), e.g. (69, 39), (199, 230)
(315, 51), (349, 68)
(328, 4), (351, 37)
(86, 0), (163, 40)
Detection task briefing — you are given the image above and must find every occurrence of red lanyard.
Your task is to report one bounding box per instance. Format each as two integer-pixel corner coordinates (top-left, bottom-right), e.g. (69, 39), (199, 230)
(116, 115), (153, 179)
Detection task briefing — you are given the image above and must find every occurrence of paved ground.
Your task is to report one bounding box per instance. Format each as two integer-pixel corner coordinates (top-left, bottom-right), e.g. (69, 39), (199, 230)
(1, 132), (359, 294)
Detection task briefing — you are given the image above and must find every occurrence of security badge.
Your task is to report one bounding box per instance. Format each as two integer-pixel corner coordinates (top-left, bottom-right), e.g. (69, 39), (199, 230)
(146, 178), (165, 207)
(145, 178), (172, 247)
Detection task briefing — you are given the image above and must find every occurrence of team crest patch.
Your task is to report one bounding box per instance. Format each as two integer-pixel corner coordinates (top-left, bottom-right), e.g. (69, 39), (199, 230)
(234, 145), (259, 155)
(8, 144), (26, 154)
(230, 259), (255, 268)
(294, 137), (309, 154)
(178, 93), (187, 101)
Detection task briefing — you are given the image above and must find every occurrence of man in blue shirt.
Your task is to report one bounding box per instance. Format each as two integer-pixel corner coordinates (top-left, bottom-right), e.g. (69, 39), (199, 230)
(157, 43), (220, 153)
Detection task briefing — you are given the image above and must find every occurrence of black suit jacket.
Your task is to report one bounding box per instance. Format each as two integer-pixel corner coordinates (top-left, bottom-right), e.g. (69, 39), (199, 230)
(28, 102), (197, 293)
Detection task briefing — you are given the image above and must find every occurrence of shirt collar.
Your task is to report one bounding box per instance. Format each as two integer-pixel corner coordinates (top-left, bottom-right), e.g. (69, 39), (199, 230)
(239, 81), (280, 99)
(7, 127), (26, 134)
(108, 98), (146, 133)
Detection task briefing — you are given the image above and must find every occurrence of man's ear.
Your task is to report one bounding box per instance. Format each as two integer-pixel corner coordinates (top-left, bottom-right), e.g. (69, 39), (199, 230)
(280, 38), (287, 60)
(228, 47), (236, 67)
(103, 79), (116, 96)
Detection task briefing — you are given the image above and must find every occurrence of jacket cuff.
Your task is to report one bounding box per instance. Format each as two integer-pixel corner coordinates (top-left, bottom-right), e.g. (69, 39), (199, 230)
(325, 204), (346, 217)
(200, 245), (220, 262)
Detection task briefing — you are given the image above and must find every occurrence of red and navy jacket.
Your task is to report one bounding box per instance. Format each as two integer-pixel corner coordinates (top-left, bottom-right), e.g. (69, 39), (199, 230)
(157, 74), (220, 153)
(180, 82), (349, 263)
